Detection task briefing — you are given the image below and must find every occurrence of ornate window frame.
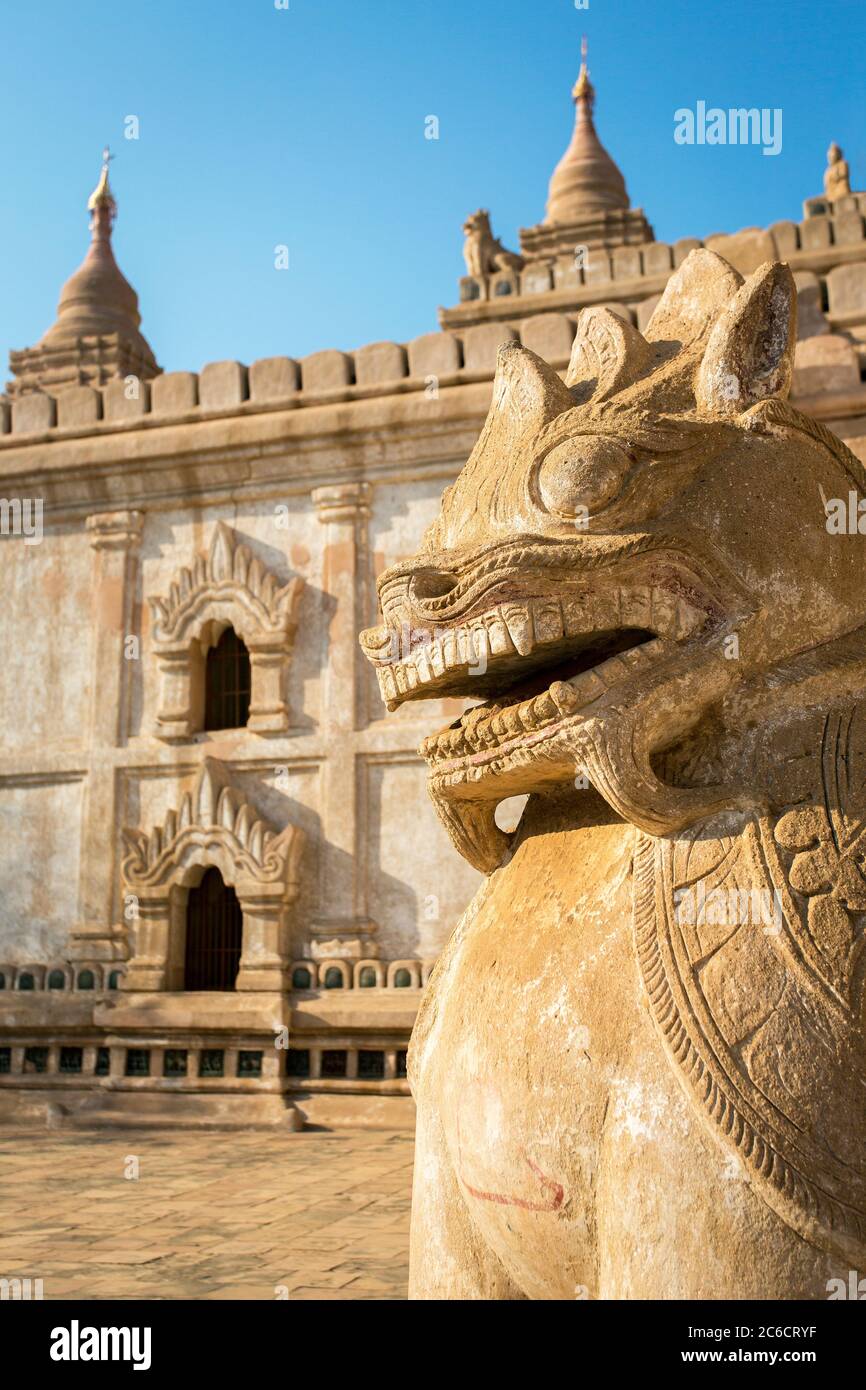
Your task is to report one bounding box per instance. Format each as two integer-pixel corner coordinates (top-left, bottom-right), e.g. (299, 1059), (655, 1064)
(121, 758), (304, 992)
(148, 523), (304, 739)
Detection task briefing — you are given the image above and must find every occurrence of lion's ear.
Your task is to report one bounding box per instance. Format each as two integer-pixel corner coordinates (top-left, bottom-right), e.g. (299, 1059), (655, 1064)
(696, 262), (796, 418)
(566, 307), (652, 403)
(645, 248), (743, 349)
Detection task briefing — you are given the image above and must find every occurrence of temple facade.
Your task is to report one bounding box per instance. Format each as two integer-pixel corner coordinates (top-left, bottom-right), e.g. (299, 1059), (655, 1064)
(2, 56), (866, 1128)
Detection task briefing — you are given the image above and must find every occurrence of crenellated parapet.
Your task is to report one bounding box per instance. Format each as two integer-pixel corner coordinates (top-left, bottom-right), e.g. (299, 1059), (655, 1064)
(3, 202), (866, 447)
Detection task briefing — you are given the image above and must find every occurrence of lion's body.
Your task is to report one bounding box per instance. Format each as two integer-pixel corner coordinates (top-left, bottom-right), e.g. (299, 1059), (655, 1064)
(409, 792), (845, 1299)
(361, 249), (866, 1299)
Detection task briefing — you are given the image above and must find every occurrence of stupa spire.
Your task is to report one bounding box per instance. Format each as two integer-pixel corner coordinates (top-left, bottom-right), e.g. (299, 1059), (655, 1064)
(545, 38), (630, 223)
(6, 148), (160, 397)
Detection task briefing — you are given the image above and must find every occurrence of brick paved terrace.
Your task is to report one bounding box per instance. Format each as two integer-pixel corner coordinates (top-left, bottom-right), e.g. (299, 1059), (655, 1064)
(0, 1127), (414, 1300)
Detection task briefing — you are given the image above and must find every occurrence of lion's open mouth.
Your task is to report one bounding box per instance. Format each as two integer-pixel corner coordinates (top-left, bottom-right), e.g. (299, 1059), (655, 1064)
(360, 545), (730, 790)
(419, 628), (666, 771)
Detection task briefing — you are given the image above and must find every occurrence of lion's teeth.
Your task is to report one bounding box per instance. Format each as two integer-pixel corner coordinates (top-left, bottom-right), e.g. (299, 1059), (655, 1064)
(550, 680), (580, 714)
(528, 691), (556, 725)
(502, 707), (523, 736)
(456, 627), (474, 665)
(441, 629), (459, 669)
(502, 605), (534, 657)
(516, 698), (536, 728)
(532, 601), (564, 644)
(429, 641), (446, 677)
(650, 588), (678, 637)
(487, 609), (515, 656)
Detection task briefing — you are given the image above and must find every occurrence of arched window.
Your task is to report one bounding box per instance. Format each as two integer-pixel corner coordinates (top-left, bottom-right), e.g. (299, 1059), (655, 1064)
(17, 972), (34, 991)
(47, 970), (66, 990)
(108, 970), (120, 990)
(393, 968), (412, 988)
(184, 866), (242, 991)
(77, 970), (95, 990)
(359, 967), (377, 988)
(291, 966), (312, 989)
(0, 973), (5, 990)
(323, 966), (344, 989)
(204, 628), (251, 731)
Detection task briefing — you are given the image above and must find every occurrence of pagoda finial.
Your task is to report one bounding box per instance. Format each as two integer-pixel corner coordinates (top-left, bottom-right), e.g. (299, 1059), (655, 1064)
(87, 146), (117, 231)
(572, 35), (593, 104)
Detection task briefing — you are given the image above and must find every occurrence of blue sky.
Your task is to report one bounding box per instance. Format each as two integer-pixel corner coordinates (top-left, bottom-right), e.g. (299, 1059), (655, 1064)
(1, 0), (864, 377)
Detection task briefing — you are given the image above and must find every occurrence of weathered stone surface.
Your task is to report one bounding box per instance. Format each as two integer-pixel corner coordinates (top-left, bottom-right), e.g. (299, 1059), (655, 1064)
(635, 294), (662, 332)
(249, 356), (299, 401)
(827, 261), (866, 316)
(520, 265), (553, 296)
(584, 253), (613, 286)
(407, 331), (461, 378)
(834, 211), (865, 245)
(800, 215), (832, 251)
(460, 323), (518, 373)
(354, 342), (408, 386)
(705, 227), (776, 276)
(642, 242), (672, 275)
(611, 246), (641, 280)
(794, 271), (830, 339)
(199, 360), (248, 410)
(793, 333), (860, 395)
(102, 379), (152, 420)
(518, 313), (574, 363)
(672, 236), (701, 266)
(151, 370), (198, 414)
(769, 220), (799, 256)
(11, 392), (55, 433)
(363, 249), (866, 1298)
(56, 386), (101, 428)
(301, 349), (353, 391)
(596, 300), (632, 323)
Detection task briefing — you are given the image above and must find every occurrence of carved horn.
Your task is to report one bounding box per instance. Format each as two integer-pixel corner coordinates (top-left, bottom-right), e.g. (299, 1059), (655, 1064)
(566, 306), (652, 403)
(696, 262), (796, 418)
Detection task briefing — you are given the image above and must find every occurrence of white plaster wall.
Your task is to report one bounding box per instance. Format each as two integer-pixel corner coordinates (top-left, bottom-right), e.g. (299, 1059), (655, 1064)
(360, 757), (481, 960)
(367, 472), (466, 729)
(0, 525), (92, 753)
(0, 778), (83, 960)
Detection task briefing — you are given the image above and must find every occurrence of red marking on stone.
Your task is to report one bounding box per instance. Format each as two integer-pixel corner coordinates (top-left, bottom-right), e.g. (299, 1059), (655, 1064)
(457, 1119), (564, 1212)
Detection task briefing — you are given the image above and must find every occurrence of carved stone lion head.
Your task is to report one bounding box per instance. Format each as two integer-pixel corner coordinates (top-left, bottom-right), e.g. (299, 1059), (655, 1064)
(462, 209), (493, 239)
(361, 250), (866, 871)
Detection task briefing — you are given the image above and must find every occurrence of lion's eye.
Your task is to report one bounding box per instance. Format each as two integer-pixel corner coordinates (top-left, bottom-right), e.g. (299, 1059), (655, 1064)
(536, 436), (634, 519)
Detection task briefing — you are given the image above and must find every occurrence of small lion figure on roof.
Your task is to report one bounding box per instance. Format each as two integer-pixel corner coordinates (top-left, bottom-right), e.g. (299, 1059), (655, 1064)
(462, 209), (524, 278)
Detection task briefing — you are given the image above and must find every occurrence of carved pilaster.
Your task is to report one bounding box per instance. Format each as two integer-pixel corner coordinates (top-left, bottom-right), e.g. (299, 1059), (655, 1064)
(308, 483), (377, 954)
(69, 510), (144, 962)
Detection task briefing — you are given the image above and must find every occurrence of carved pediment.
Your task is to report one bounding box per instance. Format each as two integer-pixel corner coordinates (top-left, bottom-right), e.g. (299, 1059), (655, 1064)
(149, 522), (303, 650)
(148, 524), (305, 737)
(122, 757), (303, 893)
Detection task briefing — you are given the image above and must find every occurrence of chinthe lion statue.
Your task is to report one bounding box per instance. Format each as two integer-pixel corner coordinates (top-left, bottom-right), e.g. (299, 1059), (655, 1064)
(360, 249), (866, 1299)
(462, 209), (524, 278)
